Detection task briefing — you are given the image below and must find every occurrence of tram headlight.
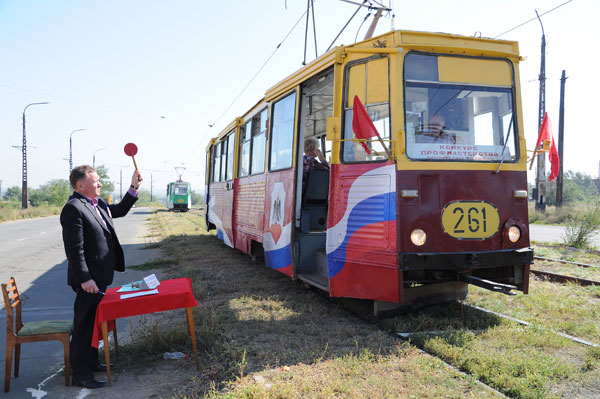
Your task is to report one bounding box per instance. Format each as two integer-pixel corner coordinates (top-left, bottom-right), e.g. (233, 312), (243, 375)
(508, 225), (521, 242)
(410, 229), (427, 246)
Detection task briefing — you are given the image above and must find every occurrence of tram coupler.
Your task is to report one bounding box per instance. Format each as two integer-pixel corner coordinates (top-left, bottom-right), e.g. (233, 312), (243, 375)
(458, 274), (517, 295)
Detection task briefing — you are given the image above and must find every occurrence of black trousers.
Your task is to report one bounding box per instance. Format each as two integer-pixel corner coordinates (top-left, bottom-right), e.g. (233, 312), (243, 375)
(71, 290), (103, 381)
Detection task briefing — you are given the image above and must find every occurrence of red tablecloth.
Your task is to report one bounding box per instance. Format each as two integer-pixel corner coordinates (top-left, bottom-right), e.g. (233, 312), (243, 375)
(92, 277), (198, 348)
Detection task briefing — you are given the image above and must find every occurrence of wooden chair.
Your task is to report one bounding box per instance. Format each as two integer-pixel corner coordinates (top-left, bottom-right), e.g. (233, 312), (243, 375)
(2, 277), (72, 392)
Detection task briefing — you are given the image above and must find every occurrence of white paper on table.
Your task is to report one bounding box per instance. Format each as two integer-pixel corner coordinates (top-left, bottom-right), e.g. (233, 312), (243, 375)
(143, 273), (160, 289)
(120, 288), (159, 300)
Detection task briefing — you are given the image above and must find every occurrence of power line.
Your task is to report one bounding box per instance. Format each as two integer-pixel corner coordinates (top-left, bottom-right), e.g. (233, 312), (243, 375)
(184, 4), (313, 164)
(494, 0), (573, 38)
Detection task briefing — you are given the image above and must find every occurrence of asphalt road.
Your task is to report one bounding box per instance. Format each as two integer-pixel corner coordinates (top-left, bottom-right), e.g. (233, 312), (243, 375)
(0, 207), (157, 398)
(529, 223), (600, 248)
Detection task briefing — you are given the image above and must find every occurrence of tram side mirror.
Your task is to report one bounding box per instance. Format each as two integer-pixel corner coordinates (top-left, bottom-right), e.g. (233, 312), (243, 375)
(326, 116), (341, 141)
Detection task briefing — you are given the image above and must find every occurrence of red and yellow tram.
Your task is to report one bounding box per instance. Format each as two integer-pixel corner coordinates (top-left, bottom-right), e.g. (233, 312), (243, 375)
(205, 30), (533, 314)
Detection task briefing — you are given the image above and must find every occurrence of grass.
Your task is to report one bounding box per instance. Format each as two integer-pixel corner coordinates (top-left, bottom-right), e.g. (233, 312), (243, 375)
(377, 297), (599, 399)
(114, 210), (501, 399)
(467, 280), (600, 343)
(111, 210), (600, 398)
(528, 203), (577, 225)
(128, 258), (178, 271)
(0, 203), (61, 222)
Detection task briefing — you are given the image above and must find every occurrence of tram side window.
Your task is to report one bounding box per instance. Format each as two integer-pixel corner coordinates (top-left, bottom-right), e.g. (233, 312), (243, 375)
(220, 136), (227, 182)
(226, 131), (234, 181)
(251, 108), (267, 174)
(212, 142), (221, 182)
(239, 122), (251, 177)
(270, 92), (296, 171)
(342, 57), (391, 162)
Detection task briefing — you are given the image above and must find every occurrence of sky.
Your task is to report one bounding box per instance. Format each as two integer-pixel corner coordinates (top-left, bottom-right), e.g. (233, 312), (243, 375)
(0, 0), (597, 198)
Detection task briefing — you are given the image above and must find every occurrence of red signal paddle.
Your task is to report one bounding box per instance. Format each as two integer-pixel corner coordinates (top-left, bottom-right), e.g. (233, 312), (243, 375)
(124, 143), (139, 170)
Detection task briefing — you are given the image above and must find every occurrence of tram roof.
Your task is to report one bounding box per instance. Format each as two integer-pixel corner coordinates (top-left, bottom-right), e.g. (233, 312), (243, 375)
(265, 29), (520, 101)
(207, 29), (521, 151)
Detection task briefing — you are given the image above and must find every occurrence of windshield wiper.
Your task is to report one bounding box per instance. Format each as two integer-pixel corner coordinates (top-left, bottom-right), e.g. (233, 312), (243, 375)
(494, 114), (514, 174)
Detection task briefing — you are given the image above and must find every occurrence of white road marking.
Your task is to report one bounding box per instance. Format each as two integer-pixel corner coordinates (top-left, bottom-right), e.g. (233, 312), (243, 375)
(40, 231), (46, 235)
(17, 238), (28, 241)
(75, 388), (92, 398)
(26, 365), (61, 398)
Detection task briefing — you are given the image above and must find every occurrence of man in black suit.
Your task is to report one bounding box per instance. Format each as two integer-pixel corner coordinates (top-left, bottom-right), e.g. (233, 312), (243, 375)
(61, 165), (142, 388)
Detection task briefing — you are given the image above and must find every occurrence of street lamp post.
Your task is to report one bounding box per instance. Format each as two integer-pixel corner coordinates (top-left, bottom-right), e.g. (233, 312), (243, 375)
(93, 148), (106, 168)
(21, 102), (50, 209)
(69, 129), (86, 173)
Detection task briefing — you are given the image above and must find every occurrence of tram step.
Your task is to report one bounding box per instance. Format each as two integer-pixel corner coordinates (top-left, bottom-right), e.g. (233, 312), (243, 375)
(315, 249), (328, 277)
(298, 272), (329, 292)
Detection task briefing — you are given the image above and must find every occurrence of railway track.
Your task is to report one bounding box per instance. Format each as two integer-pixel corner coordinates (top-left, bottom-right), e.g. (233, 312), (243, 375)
(392, 301), (599, 347)
(531, 255), (600, 286)
(530, 269), (600, 286)
(534, 255), (600, 269)
(390, 300), (599, 399)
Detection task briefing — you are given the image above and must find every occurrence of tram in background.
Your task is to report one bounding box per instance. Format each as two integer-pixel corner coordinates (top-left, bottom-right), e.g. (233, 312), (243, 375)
(166, 181), (191, 212)
(205, 30), (533, 314)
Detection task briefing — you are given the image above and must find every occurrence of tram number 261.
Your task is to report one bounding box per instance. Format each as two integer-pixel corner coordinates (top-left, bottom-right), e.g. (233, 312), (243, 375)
(441, 201), (500, 240)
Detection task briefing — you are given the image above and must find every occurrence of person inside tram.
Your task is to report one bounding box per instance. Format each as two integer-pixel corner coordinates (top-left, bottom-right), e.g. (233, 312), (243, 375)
(303, 137), (329, 192)
(416, 113), (456, 144)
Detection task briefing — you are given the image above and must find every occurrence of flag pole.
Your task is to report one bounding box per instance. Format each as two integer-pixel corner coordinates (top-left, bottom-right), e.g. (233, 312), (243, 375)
(374, 136), (393, 159)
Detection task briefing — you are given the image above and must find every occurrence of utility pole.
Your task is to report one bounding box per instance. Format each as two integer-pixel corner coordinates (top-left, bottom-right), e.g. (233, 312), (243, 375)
(150, 172), (153, 202)
(0, 179), (3, 200)
(69, 129), (86, 173)
(556, 70), (567, 207)
(534, 11), (547, 211)
(21, 102), (49, 209)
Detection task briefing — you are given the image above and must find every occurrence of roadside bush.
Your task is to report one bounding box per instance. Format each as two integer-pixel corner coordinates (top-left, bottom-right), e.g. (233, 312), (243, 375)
(0, 205), (61, 223)
(529, 204), (576, 225)
(562, 203), (600, 248)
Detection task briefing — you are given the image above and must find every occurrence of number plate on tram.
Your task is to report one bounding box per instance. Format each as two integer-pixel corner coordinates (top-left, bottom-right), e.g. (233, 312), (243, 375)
(441, 201), (499, 240)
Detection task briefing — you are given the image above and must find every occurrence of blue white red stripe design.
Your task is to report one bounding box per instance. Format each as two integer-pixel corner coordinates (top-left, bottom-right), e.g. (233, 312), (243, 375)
(263, 222), (292, 270)
(326, 164), (396, 278)
(207, 195), (233, 247)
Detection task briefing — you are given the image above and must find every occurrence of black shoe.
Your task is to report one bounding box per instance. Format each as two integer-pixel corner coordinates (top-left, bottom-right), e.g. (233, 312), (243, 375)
(72, 377), (107, 389)
(90, 363), (112, 372)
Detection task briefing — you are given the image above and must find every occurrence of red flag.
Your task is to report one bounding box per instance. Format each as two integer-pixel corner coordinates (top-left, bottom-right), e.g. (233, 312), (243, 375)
(535, 113), (560, 181)
(352, 96), (380, 154)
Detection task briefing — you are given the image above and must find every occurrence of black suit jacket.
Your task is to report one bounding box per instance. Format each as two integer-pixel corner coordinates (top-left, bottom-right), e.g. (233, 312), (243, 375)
(61, 191), (138, 291)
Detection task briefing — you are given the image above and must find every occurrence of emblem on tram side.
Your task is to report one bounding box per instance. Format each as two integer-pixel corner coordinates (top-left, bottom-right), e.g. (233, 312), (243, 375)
(269, 182), (286, 244)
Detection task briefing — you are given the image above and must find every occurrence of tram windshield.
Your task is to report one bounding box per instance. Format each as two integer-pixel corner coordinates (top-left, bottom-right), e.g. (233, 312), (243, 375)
(174, 184), (188, 195)
(404, 53), (518, 163)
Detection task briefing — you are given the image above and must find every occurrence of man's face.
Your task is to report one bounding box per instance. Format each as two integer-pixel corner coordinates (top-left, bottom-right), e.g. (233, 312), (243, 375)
(430, 115), (445, 135)
(78, 171), (102, 199)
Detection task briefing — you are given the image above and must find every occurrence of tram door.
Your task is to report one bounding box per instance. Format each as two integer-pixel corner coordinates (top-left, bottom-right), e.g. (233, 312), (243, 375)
(208, 133), (235, 248)
(326, 55), (399, 302)
(294, 69), (334, 291)
(221, 131), (235, 247)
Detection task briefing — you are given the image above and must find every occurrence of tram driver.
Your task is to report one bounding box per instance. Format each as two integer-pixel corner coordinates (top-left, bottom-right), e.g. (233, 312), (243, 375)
(416, 114), (456, 144)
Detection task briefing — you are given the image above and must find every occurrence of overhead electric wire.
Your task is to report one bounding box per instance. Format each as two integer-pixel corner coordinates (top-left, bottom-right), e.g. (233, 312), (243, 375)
(185, 3), (314, 164)
(326, 1), (365, 52)
(206, 6), (311, 130)
(494, 0), (573, 38)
